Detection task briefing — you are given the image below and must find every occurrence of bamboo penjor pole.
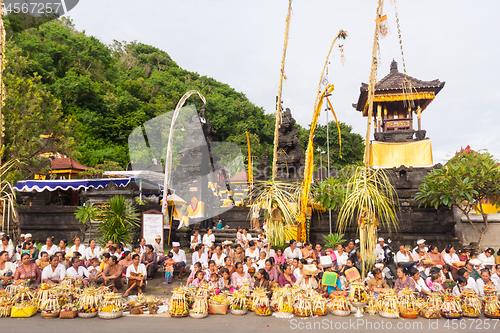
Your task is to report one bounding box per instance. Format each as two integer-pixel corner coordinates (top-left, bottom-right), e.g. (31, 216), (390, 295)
(272, 0), (293, 181)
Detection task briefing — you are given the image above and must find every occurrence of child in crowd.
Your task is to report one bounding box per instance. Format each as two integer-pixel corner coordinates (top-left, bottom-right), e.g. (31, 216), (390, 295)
(209, 273), (219, 290)
(87, 258), (102, 282)
(256, 251), (267, 269)
(190, 270), (206, 288)
(186, 262), (202, 286)
(452, 276), (468, 297)
(163, 252), (175, 284)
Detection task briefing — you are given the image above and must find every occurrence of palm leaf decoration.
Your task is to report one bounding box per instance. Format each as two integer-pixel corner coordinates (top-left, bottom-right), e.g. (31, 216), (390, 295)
(97, 195), (140, 246)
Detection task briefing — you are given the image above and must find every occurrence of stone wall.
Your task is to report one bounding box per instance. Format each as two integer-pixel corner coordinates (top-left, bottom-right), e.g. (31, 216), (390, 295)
(454, 210), (500, 251)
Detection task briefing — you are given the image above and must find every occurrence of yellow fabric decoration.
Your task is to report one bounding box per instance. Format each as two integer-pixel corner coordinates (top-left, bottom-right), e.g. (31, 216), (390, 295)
(369, 139), (433, 167)
(325, 97), (342, 159)
(246, 131), (253, 184)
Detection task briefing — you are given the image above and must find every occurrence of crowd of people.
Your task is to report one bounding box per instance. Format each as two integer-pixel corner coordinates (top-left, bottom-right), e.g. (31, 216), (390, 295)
(1, 229), (500, 300)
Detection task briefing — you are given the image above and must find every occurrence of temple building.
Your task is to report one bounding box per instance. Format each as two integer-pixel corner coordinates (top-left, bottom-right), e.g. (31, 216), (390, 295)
(353, 60), (445, 167)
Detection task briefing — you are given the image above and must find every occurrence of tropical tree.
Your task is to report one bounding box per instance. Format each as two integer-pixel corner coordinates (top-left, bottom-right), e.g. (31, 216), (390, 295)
(74, 204), (99, 241)
(97, 195), (140, 245)
(415, 149), (500, 247)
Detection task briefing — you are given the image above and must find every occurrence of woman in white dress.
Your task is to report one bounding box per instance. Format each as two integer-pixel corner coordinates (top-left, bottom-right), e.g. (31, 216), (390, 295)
(191, 244), (208, 270)
(202, 229), (215, 247)
(443, 245), (461, 279)
(124, 253), (147, 297)
(84, 239), (101, 265)
(190, 230), (202, 251)
(69, 237), (86, 260)
(211, 245), (226, 268)
(245, 241), (259, 263)
(66, 257), (89, 285)
(39, 238), (59, 259)
(478, 248), (496, 269)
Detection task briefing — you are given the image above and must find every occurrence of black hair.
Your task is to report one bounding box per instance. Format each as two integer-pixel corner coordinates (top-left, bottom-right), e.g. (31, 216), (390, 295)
(257, 268), (269, 281)
(109, 256), (119, 265)
(443, 264), (451, 271)
(110, 246), (117, 252)
(235, 262), (243, 269)
(220, 267), (230, 276)
(456, 276), (467, 285)
(195, 244), (203, 251)
(132, 253), (140, 260)
(458, 268), (467, 277)
(102, 253), (111, 259)
(215, 245), (222, 251)
(73, 251), (81, 258)
(71, 256), (79, 264)
(133, 244), (140, 250)
(21, 252), (31, 260)
(248, 240), (255, 247)
(235, 244), (242, 249)
(275, 247), (282, 253)
(409, 268), (419, 277)
(244, 256), (251, 263)
(480, 268), (491, 276)
(282, 263), (291, 272)
(88, 239), (96, 245)
(122, 250), (130, 259)
(195, 270), (204, 279)
(289, 239), (296, 246)
(208, 260), (215, 266)
(194, 262), (202, 269)
(0, 250), (7, 257)
(299, 258), (307, 265)
(486, 248), (495, 255)
(269, 256), (275, 265)
(265, 259), (273, 266)
(60, 239), (68, 246)
(49, 254), (59, 262)
(1, 235), (9, 241)
(224, 256), (231, 263)
(40, 251), (48, 257)
(372, 268), (382, 276)
(146, 244), (153, 251)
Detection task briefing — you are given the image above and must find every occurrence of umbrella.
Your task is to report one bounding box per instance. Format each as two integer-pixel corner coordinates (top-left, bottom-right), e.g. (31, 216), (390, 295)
(167, 194), (186, 206)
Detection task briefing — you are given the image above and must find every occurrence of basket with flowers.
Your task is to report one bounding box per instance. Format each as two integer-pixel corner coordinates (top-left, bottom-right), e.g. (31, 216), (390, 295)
(379, 294), (399, 319)
(170, 287), (189, 317)
(441, 294), (462, 319)
(294, 293), (313, 317)
(398, 288), (418, 319)
(229, 291), (248, 315)
(327, 296), (351, 316)
(461, 290), (481, 318)
(484, 296), (500, 319)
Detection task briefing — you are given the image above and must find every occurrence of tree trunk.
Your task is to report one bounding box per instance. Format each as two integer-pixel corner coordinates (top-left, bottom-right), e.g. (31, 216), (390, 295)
(12, 207), (21, 245)
(478, 213), (489, 249)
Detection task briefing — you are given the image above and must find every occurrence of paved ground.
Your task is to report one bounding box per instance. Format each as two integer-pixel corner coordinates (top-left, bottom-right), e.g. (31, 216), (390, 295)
(1, 312), (499, 333)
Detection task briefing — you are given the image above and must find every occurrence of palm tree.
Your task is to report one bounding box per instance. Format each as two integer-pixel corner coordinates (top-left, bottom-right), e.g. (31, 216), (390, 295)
(74, 204), (99, 241)
(97, 195), (140, 245)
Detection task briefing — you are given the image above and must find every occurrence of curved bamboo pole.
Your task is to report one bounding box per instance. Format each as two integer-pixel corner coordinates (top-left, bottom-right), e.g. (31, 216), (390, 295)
(272, 0), (293, 181)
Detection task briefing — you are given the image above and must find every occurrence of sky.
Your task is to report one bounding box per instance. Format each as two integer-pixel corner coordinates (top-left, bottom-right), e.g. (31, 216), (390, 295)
(64, 0), (500, 164)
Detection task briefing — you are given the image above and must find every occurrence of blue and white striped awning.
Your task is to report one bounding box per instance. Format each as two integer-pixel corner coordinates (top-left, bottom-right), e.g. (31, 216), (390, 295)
(13, 178), (162, 192)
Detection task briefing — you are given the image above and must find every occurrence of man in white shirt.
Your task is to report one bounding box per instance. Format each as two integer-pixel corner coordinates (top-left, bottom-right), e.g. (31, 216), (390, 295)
(170, 242), (186, 281)
(124, 253), (147, 297)
(39, 238), (60, 259)
(375, 238), (385, 261)
(410, 268), (430, 295)
(139, 238), (147, 255)
(412, 239), (428, 258)
(152, 235), (165, 264)
(0, 236), (15, 262)
(66, 256), (89, 285)
(41, 255), (66, 284)
(283, 240), (302, 263)
(396, 245), (413, 263)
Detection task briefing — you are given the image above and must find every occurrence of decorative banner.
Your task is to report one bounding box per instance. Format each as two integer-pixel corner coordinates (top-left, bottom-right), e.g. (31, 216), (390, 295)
(246, 131), (253, 184)
(161, 91), (206, 227)
(376, 13), (390, 39)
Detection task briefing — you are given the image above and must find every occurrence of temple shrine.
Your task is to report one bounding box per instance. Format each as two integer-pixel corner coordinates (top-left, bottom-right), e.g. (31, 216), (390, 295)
(353, 60), (445, 167)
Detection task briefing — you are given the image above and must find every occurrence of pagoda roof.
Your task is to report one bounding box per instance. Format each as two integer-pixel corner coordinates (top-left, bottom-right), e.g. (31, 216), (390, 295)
(353, 60), (445, 115)
(51, 157), (89, 171)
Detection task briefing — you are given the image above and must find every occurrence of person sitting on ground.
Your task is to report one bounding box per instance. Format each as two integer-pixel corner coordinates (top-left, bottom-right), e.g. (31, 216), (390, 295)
(100, 240), (115, 257)
(99, 253), (111, 273)
(218, 268), (234, 293)
(367, 268), (389, 293)
(231, 262), (253, 289)
(301, 242), (315, 263)
(278, 263), (296, 287)
(36, 251), (50, 271)
(0, 251), (15, 287)
(452, 276), (469, 297)
(295, 273), (318, 291)
(102, 256), (124, 292)
(211, 245), (226, 268)
(66, 256), (89, 285)
(169, 242), (187, 281)
(465, 259), (481, 280)
(256, 251), (267, 269)
(396, 245), (413, 264)
(152, 235), (165, 265)
(186, 262), (202, 286)
(202, 228), (215, 247)
(264, 259), (279, 285)
(441, 264), (456, 289)
(410, 267), (430, 296)
(283, 240), (302, 263)
(14, 253), (42, 286)
(457, 267), (479, 293)
(478, 248), (496, 269)
(203, 260), (218, 281)
(119, 251), (133, 275)
(41, 255), (66, 285)
(313, 243), (326, 260)
(84, 239), (101, 264)
(38, 237), (58, 259)
(70, 237), (86, 260)
(190, 230), (202, 251)
(141, 244), (158, 279)
(254, 268), (271, 293)
(224, 256), (236, 276)
(59, 239), (70, 256)
(124, 254), (147, 297)
(394, 267), (416, 295)
(22, 241), (39, 261)
(425, 267), (444, 292)
(293, 259), (307, 280)
(191, 244), (208, 271)
(426, 245), (444, 266)
(476, 268), (500, 295)
(190, 270), (206, 288)
(243, 256), (257, 273)
(208, 272), (219, 290)
(245, 241), (259, 263)
(87, 258), (102, 283)
(231, 244), (245, 266)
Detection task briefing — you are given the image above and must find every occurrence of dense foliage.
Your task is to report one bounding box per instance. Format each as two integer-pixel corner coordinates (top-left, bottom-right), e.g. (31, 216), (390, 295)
(415, 149), (500, 246)
(3, 16), (364, 181)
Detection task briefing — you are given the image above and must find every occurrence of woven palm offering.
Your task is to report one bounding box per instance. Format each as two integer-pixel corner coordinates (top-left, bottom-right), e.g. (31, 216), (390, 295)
(484, 296), (500, 319)
(366, 295), (379, 315)
(252, 289), (271, 316)
(311, 292), (327, 316)
(229, 291), (248, 315)
(190, 295), (208, 318)
(398, 288), (418, 319)
(98, 293), (123, 319)
(271, 287), (293, 314)
(0, 292), (13, 317)
(170, 287), (189, 317)
(349, 282), (367, 303)
(294, 292), (313, 317)
(441, 294), (462, 319)
(379, 294), (399, 319)
(461, 290), (481, 318)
